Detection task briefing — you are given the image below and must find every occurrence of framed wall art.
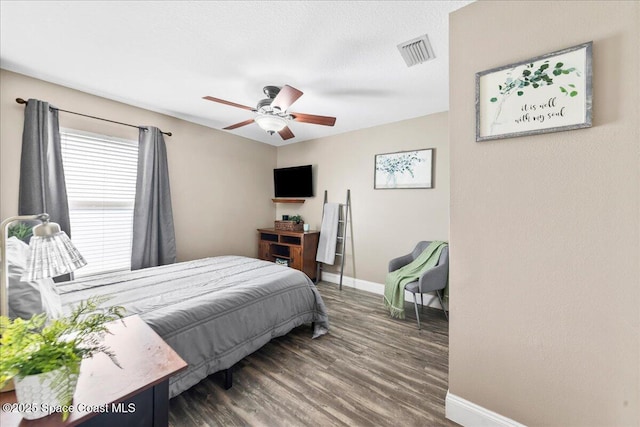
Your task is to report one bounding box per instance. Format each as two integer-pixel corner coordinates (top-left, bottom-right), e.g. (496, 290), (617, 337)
(476, 41), (592, 142)
(374, 148), (433, 189)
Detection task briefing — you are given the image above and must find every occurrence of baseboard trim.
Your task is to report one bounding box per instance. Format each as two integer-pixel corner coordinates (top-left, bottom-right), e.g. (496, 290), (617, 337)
(445, 392), (526, 427)
(319, 271), (443, 309)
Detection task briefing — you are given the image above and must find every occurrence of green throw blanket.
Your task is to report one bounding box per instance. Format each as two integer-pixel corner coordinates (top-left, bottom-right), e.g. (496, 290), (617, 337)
(384, 241), (447, 319)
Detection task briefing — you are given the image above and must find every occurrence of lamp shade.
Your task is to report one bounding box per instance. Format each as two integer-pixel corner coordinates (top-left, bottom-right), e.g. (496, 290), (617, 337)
(24, 225), (86, 281)
(1, 213), (87, 320)
(254, 114), (287, 132)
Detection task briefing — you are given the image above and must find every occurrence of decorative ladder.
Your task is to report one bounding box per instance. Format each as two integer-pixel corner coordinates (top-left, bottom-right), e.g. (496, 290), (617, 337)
(316, 189), (350, 290)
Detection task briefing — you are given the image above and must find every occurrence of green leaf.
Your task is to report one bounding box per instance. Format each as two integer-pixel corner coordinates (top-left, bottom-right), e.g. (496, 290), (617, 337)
(522, 70), (531, 76)
(553, 69), (561, 76)
(517, 91), (524, 96)
(568, 84), (575, 88)
(555, 62), (564, 68)
(7, 223), (33, 241)
(560, 86), (567, 93)
(498, 85), (502, 90)
(0, 297), (126, 385)
(562, 70), (570, 74)
(490, 97), (497, 102)
(540, 63), (549, 70)
(570, 91), (578, 97)
(532, 83), (539, 88)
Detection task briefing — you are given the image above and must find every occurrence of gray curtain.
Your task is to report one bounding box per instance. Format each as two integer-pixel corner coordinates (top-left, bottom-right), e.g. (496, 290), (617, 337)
(18, 99), (71, 281)
(131, 126), (176, 270)
(19, 99), (70, 233)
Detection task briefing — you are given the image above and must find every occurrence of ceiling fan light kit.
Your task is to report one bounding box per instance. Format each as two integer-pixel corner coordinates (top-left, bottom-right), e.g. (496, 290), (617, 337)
(203, 84), (336, 141)
(255, 114), (287, 133)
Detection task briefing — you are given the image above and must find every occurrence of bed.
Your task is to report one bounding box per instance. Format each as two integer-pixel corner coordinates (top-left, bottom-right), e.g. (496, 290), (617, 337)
(55, 255), (330, 398)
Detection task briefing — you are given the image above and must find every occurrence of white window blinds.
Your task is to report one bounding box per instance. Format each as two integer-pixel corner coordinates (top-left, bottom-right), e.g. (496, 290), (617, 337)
(60, 129), (138, 278)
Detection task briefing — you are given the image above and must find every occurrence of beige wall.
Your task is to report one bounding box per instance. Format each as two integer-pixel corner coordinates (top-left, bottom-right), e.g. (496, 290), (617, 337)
(0, 69), (277, 262)
(276, 112), (449, 285)
(0, 68), (448, 285)
(449, 1), (639, 426)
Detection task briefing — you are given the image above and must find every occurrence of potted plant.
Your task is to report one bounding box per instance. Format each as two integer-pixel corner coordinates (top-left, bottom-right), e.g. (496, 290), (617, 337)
(289, 215), (302, 224)
(0, 297), (125, 420)
(7, 221), (33, 243)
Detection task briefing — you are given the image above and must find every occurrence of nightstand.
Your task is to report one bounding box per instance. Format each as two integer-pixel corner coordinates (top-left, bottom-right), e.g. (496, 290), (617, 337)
(0, 315), (187, 427)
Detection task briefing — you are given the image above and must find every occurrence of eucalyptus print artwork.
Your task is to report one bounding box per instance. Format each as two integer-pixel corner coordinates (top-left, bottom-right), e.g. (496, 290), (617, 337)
(476, 42), (592, 141)
(374, 149), (433, 189)
(488, 59), (580, 134)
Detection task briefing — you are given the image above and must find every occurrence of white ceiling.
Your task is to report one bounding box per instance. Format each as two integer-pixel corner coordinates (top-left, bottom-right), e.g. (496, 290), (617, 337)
(0, 1), (471, 146)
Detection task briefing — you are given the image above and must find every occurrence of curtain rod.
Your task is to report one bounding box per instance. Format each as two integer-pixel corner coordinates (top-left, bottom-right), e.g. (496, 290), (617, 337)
(15, 98), (172, 137)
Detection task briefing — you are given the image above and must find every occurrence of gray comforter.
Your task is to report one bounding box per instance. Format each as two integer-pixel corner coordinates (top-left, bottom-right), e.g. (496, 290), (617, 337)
(57, 256), (329, 397)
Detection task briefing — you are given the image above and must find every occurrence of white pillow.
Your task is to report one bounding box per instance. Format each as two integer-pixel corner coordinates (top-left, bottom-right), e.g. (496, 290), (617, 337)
(5, 236), (62, 319)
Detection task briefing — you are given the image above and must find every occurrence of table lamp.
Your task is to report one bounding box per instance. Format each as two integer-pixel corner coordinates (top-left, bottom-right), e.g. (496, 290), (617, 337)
(0, 213), (87, 318)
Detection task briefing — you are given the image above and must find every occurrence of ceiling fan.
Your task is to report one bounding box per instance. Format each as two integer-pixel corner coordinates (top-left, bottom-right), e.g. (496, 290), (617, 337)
(203, 85), (336, 141)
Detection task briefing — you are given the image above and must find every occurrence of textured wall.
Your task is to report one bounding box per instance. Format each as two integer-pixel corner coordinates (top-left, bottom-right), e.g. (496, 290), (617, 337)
(275, 112), (450, 285)
(0, 69), (277, 262)
(448, 1), (639, 425)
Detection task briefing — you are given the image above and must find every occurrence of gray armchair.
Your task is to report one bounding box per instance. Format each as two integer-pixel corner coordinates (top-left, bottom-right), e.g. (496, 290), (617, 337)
(388, 241), (449, 329)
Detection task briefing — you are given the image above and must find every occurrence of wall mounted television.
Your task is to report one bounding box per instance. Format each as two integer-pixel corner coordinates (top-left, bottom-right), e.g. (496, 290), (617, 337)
(274, 165), (313, 197)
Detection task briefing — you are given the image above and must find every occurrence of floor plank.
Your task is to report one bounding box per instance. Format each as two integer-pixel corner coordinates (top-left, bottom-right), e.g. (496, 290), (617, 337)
(169, 282), (457, 426)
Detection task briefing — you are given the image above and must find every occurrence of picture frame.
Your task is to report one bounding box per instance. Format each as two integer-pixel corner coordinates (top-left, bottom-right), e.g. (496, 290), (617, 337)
(476, 41), (592, 142)
(374, 148), (433, 189)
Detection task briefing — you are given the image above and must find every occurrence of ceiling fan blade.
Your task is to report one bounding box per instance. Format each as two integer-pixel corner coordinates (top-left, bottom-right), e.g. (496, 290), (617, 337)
(223, 118), (255, 130)
(271, 85), (304, 111)
(203, 96), (255, 111)
(290, 112), (336, 127)
(278, 126), (295, 140)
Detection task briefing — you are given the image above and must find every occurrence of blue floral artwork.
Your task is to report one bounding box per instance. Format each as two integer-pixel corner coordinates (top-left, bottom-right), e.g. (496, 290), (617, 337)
(374, 148), (433, 189)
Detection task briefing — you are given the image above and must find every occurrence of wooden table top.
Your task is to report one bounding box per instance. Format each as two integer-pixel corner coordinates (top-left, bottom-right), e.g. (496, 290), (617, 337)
(257, 228), (319, 235)
(0, 315), (187, 426)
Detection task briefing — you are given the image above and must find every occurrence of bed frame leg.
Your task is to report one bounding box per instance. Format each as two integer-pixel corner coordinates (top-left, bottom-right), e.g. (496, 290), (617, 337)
(223, 367), (233, 390)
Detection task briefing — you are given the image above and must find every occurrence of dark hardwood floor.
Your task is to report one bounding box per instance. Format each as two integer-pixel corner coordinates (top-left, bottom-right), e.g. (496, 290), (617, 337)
(168, 282), (456, 427)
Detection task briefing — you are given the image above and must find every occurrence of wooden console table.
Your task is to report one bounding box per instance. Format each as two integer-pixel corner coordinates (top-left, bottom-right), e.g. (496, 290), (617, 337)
(0, 315), (187, 427)
(258, 228), (319, 281)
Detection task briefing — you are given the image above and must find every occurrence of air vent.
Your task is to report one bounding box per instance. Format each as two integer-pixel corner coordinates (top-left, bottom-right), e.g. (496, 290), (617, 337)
(397, 34), (435, 67)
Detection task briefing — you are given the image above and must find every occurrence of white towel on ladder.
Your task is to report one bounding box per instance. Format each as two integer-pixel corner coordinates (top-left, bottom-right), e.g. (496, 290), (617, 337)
(316, 203), (340, 264)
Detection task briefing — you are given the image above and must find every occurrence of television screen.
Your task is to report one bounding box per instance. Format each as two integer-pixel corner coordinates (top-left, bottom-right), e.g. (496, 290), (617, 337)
(274, 165), (313, 197)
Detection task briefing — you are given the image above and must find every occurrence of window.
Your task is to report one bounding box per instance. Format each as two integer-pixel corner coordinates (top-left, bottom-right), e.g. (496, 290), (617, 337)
(60, 129), (138, 278)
